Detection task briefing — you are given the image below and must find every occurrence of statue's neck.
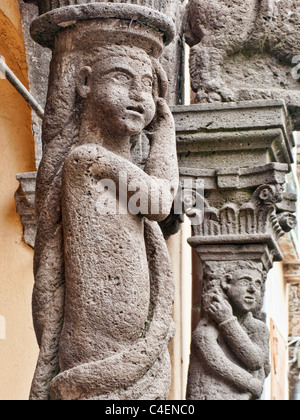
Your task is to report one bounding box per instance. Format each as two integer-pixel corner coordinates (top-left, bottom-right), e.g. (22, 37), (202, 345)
(79, 118), (132, 160)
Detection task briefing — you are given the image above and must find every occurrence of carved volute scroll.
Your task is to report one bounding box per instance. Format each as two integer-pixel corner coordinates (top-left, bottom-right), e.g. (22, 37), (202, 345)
(28, 3), (179, 400)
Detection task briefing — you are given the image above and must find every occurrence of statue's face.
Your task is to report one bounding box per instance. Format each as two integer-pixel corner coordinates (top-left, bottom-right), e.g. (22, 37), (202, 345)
(226, 268), (263, 315)
(87, 53), (156, 137)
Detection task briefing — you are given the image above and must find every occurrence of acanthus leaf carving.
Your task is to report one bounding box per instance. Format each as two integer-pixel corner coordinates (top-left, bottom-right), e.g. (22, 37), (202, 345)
(188, 183), (295, 246)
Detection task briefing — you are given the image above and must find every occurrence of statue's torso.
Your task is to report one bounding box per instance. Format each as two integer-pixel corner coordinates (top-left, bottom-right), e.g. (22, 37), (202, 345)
(58, 146), (150, 371)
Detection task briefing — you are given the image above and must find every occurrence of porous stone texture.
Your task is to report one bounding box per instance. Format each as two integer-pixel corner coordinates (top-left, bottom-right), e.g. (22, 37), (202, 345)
(289, 284), (300, 336)
(288, 284), (300, 399)
(29, 5), (179, 400)
(18, 1), (185, 243)
(26, 0), (181, 16)
(15, 172), (37, 249)
(25, 0), (185, 104)
(184, 0), (300, 128)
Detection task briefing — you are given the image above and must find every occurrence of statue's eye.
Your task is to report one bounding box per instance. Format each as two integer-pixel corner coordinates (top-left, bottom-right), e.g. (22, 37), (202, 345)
(238, 279), (249, 287)
(255, 280), (262, 289)
(113, 72), (131, 83)
(142, 77), (153, 88)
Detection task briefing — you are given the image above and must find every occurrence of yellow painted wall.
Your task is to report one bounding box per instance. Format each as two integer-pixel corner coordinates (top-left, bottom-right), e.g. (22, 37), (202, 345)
(0, 0), (38, 400)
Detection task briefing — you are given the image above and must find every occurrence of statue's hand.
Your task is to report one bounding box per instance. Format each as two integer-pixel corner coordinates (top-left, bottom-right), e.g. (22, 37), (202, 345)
(207, 292), (233, 325)
(248, 377), (264, 400)
(146, 97), (175, 140)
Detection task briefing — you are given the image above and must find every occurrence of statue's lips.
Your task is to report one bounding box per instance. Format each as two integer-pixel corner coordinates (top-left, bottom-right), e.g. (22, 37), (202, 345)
(244, 296), (255, 302)
(126, 106), (145, 116)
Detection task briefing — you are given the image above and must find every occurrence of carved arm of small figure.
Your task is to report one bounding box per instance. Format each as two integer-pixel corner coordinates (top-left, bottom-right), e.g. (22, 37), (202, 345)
(193, 320), (264, 399)
(207, 293), (268, 372)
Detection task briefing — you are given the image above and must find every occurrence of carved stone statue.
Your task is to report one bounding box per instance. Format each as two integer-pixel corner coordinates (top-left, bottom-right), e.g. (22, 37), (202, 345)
(187, 260), (271, 400)
(29, 5), (178, 400)
(184, 0), (300, 126)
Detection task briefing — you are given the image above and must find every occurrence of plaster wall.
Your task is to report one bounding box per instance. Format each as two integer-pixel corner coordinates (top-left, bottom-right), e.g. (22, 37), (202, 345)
(0, 0), (38, 400)
(168, 217), (192, 400)
(263, 262), (289, 400)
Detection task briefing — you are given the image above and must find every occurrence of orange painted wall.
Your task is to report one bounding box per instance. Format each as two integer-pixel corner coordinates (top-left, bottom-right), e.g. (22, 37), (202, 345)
(0, 0), (38, 400)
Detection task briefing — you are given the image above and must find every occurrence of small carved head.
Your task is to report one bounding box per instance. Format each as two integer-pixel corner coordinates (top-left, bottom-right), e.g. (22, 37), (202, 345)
(220, 261), (265, 316)
(203, 260), (266, 318)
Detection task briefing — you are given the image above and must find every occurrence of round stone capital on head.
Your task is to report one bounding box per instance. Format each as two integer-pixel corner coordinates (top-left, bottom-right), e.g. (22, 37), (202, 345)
(27, 2), (175, 56)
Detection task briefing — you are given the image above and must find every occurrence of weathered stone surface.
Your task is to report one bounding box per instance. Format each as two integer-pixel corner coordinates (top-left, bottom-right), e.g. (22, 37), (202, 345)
(187, 259), (270, 400)
(288, 285), (300, 399)
(23, 0), (185, 173)
(184, 0), (300, 128)
(29, 5), (179, 400)
(26, 0), (182, 16)
(18, 0), (51, 167)
(172, 100), (295, 400)
(284, 262), (300, 284)
(172, 100), (295, 170)
(15, 172), (37, 249)
(289, 284), (300, 335)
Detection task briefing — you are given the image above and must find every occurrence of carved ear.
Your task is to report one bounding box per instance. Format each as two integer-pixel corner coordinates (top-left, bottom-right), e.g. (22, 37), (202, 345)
(221, 274), (232, 292)
(76, 66), (92, 99)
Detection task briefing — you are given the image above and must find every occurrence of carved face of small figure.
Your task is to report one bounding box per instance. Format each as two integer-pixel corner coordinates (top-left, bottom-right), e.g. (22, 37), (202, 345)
(78, 50), (156, 138)
(224, 268), (263, 315)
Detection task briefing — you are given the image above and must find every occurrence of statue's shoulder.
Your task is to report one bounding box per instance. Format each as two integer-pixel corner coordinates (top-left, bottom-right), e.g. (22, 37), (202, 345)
(65, 143), (104, 166)
(244, 313), (269, 341)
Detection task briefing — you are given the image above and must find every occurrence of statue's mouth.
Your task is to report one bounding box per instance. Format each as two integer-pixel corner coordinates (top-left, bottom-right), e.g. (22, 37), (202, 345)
(127, 106), (144, 115)
(244, 296), (255, 303)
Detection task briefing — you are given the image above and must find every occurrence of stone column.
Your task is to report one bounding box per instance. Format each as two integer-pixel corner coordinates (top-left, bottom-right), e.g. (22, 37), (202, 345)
(25, 1), (180, 400)
(25, 0), (185, 105)
(172, 100), (297, 400)
(179, 0), (299, 400)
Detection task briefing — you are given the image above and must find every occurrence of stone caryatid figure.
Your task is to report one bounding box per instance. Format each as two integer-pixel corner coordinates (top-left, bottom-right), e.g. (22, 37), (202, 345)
(187, 261), (271, 400)
(28, 3), (178, 400)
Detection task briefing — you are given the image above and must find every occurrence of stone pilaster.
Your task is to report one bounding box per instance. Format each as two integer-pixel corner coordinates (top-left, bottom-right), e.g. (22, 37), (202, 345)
(172, 99), (297, 400)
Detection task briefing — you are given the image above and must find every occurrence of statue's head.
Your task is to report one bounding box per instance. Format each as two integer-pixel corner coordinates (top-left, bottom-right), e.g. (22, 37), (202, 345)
(220, 262), (264, 316)
(76, 45), (164, 138)
(203, 260), (266, 318)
